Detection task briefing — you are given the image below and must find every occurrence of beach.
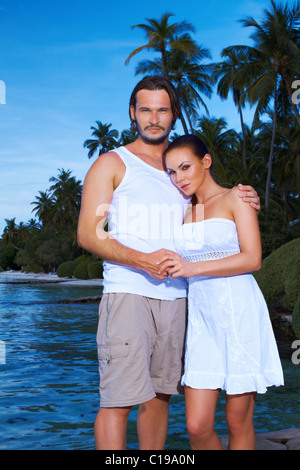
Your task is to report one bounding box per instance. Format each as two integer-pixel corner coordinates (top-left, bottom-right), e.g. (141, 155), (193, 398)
(0, 270), (103, 287)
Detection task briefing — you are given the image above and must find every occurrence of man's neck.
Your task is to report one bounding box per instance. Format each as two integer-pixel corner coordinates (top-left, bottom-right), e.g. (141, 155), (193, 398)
(125, 136), (169, 169)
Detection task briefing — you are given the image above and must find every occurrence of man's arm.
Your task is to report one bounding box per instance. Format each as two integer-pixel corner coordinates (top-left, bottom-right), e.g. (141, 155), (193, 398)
(77, 152), (171, 280)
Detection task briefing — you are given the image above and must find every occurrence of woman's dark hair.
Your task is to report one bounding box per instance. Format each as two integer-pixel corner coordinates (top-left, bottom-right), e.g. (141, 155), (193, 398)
(163, 134), (209, 172)
(129, 75), (181, 131)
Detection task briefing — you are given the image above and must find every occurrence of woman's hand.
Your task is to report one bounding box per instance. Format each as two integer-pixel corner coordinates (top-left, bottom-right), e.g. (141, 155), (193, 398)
(156, 253), (196, 278)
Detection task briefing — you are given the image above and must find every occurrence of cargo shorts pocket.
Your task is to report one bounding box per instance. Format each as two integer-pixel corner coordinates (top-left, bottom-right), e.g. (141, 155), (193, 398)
(98, 341), (130, 363)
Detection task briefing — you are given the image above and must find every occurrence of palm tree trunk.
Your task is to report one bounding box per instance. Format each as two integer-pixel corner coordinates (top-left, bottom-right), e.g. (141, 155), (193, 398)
(265, 82), (278, 210)
(160, 46), (169, 79)
(180, 100), (193, 134)
(238, 101), (247, 169)
(180, 113), (189, 135)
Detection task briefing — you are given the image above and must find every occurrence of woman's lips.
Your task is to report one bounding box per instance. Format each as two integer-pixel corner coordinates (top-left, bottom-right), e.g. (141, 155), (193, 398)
(180, 184), (190, 191)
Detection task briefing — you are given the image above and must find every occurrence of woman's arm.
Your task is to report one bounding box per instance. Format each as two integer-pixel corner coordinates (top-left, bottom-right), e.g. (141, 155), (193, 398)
(157, 187), (262, 279)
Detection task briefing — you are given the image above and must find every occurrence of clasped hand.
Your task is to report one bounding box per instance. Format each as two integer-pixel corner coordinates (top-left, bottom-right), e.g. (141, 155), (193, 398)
(156, 252), (194, 279)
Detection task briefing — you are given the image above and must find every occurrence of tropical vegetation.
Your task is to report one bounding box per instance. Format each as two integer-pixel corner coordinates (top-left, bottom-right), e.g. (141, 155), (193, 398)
(254, 238), (300, 338)
(1, 1), (299, 289)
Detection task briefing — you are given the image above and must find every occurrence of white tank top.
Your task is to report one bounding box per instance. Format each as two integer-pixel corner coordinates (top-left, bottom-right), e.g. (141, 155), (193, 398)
(103, 146), (189, 300)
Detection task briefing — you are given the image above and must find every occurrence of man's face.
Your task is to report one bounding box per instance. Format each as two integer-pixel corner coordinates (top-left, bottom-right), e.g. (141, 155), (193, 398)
(130, 89), (174, 145)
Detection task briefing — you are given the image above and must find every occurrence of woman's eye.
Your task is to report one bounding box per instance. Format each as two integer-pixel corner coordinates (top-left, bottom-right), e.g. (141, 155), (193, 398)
(182, 165), (190, 170)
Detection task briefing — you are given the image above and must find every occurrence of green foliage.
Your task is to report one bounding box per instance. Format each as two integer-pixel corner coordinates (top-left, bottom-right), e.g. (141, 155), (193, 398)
(75, 254), (94, 264)
(254, 238), (300, 337)
(87, 261), (104, 279)
(258, 207), (295, 259)
(292, 293), (300, 340)
(13, 229), (80, 273)
(21, 264), (43, 274)
(73, 261), (89, 280)
(57, 260), (79, 278)
(0, 242), (18, 270)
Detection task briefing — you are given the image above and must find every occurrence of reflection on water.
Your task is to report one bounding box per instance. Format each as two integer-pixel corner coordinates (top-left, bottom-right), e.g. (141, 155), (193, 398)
(0, 281), (299, 450)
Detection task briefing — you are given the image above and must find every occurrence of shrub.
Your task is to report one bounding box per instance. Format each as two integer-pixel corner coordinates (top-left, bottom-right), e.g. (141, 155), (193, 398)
(57, 260), (78, 278)
(73, 261), (89, 280)
(22, 264), (43, 274)
(254, 238), (300, 337)
(87, 261), (104, 279)
(75, 254), (94, 264)
(292, 293), (300, 339)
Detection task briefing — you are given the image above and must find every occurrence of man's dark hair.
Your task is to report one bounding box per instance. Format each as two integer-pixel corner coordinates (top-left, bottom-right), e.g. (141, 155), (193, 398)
(129, 75), (181, 131)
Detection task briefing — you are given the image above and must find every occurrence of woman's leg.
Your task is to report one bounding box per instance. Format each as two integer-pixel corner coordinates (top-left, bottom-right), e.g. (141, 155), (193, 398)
(225, 392), (257, 450)
(185, 387), (223, 450)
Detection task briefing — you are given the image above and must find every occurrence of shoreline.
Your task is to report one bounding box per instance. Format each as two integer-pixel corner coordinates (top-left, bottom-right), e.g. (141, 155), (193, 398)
(0, 272), (295, 335)
(0, 270), (103, 287)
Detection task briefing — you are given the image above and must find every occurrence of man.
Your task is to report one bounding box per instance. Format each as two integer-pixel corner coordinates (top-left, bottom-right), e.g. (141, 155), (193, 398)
(77, 75), (260, 450)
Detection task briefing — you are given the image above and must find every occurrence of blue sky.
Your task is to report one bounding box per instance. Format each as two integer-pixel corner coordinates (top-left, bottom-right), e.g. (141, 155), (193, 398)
(0, 0), (274, 235)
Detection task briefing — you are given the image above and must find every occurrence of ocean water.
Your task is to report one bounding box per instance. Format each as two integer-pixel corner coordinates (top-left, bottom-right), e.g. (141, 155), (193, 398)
(0, 277), (299, 450)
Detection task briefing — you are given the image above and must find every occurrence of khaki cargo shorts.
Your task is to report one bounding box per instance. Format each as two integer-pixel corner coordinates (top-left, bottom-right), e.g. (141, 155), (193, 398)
(96, 293), (187, 408)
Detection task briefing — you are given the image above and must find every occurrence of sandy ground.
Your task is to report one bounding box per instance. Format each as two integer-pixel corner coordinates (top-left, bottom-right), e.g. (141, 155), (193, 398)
(0, 270), (103, 286)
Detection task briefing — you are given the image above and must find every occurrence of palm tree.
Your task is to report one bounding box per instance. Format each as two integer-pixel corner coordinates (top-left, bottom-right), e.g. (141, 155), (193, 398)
(196, 116), (239, 185)
(222, 0), (300, 208)
(271, 114), (300, 222)
(2, 218), (19, 246)
(83, 121), (119, 159)
(31, 190), (55, 229)
(240, 0), (300, 126)
(26, 219), (41, 232)
(213, 49), (249, 169)
(118, 128), (138, 146)
(135, 47), (214, 134)
(125, 13), (199, 78)
(49, 169), (82, 230)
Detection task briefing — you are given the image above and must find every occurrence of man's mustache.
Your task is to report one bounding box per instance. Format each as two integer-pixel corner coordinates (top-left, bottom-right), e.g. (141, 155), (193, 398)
(144, 125), (165, 131)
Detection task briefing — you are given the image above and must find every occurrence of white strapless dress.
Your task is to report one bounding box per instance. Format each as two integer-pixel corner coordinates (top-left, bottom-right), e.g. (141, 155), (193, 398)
(174, 218), (284, 395)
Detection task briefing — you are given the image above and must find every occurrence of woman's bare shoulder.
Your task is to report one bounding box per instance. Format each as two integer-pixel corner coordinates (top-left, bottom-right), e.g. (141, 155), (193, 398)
(225, 186), (244, 204)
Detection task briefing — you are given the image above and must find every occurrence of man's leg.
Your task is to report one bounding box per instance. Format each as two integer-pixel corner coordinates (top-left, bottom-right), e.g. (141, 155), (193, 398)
(137, 393), (171, 450)
(95, 294), (156, 450)
(94, 406), (131, 450)
(136, 298), (187, 450)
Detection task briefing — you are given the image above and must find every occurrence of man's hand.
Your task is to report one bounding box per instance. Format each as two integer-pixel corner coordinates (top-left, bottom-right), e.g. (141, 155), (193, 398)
(238, 184), (260, 212)
(139, 249), (178, 280)
(156, 253), (195, 279)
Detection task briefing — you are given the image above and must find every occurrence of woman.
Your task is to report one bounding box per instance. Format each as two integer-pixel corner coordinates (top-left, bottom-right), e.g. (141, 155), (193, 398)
(157, 134), (284, 450)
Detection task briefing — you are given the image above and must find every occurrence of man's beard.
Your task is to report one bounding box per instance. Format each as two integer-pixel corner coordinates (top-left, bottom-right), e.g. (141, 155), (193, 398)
(136, 121), (174, 146)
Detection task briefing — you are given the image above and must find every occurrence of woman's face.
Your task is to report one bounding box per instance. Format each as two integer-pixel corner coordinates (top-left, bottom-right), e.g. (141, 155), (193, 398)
(165, 147), (209, 196)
